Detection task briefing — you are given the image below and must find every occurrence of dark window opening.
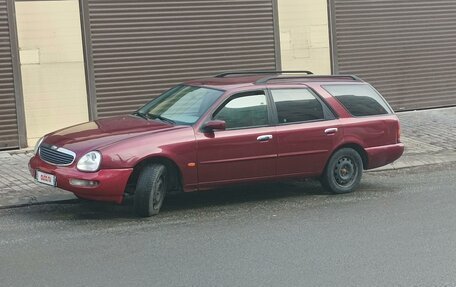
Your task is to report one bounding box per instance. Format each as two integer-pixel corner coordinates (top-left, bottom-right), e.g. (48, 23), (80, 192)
(323, 84), (392, 117)
(270, 89), (325, 123)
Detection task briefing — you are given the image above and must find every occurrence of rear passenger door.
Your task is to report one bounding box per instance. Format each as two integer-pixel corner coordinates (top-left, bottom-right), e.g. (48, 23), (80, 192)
(268, 87), (340, 176)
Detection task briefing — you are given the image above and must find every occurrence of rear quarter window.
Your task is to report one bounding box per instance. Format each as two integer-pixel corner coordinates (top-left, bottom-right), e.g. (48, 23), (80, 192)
(323, 84), (392, 116)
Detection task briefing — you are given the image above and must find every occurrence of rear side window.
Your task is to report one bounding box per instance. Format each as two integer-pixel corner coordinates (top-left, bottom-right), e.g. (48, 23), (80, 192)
(323, 84), (392, 116)
(270, 89), (325, 123)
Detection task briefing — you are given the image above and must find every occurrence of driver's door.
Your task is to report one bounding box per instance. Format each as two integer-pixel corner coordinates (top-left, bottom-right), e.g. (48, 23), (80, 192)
(195, 91), (277, 188)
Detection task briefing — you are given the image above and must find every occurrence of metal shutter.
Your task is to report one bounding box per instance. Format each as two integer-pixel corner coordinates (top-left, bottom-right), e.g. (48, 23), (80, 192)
(0, 0), (19, 149)
(330, 0), (456, 111)
(83, 0), (278, 118)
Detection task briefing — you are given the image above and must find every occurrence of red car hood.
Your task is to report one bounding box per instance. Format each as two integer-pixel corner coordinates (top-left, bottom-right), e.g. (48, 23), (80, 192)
(43, 115), (186, 153)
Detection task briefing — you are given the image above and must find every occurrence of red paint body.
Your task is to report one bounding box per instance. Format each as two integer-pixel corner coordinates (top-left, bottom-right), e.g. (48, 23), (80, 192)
(29, 76), (404, 203)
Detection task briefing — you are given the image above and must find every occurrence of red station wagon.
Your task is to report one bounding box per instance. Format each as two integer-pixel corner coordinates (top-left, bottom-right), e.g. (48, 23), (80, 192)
(29, 71), (404, 217)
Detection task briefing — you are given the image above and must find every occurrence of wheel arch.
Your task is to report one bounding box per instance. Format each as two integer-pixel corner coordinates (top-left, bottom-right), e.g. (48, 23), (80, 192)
(330, 143), (368, 170)
(126, 156), (183, 195)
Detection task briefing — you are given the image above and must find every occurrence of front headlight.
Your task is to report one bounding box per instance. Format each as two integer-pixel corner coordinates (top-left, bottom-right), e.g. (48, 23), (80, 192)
(77, 151), (101, 172)
(34, 137), (44, 155)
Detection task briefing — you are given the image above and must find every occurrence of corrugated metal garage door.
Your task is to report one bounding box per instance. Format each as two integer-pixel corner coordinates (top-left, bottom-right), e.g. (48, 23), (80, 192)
(83, 0), (278, 118)
(0, 0), (19, 149)
(330, 0), (456, 111)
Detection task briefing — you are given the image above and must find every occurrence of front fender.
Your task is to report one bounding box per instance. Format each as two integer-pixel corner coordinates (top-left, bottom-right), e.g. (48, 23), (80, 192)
(98, 126), (198, 190)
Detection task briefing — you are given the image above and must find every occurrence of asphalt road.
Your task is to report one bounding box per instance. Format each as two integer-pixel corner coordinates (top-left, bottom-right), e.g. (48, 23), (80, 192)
(1, 163), (456, 287)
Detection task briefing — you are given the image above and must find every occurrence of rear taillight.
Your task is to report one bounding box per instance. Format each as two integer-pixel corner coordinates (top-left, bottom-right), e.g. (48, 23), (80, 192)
(397, 122), (401, 143)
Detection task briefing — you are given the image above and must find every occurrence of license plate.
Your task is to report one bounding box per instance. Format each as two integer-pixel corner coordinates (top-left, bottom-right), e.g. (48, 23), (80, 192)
(36, 170), (56, 187)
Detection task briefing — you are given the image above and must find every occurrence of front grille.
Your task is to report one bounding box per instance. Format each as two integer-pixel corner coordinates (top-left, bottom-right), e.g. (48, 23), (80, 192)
(39, 145), (76, 166)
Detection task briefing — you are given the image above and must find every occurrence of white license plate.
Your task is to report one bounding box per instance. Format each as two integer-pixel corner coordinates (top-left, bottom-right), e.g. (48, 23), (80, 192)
(36, 170), (56, 187)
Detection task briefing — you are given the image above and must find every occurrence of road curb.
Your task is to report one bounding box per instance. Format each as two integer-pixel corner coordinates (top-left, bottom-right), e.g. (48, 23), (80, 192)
(366, 153), (456, 173)
(0, 194), (77, 210)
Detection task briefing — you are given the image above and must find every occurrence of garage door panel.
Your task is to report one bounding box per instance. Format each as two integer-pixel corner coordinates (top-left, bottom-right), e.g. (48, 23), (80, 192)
(0, 0), (19, 149)
(331, 0), (456, 110)
(84, 0), (277, 117)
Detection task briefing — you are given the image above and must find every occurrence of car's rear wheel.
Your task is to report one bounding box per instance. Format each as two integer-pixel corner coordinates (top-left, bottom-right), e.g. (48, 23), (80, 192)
(134, 164), (167, 217)
(320, 148), (363, 194)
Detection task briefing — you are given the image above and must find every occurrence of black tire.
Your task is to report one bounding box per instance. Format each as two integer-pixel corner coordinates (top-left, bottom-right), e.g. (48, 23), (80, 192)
(134, 164), (167, 217)
(320, 148), (363, 194)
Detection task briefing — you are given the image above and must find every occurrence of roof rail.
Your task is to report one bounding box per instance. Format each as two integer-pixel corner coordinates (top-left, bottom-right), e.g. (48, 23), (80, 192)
(255, 74), (362, 84)
(214, 70), (313, 78)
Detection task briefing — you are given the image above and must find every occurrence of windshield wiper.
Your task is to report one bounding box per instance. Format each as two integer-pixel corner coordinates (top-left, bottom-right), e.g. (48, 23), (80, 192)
(149, 114), (176, 125)
(132, 111), (150, 120)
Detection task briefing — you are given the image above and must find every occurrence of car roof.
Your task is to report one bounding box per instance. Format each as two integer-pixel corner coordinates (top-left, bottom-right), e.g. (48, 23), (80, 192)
(183, 71), (364, 90)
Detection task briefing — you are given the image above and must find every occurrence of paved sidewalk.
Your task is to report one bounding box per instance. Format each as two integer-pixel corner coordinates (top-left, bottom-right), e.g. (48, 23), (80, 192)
(0, 151), (74, 208)
(0, 107), (455, 208)
(372, 107), (456, 171)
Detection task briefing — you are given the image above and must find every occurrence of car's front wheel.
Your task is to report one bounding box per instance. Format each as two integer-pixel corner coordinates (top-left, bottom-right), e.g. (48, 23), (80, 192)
(320, 148), (363, 194)
(134, 163), (167, 217)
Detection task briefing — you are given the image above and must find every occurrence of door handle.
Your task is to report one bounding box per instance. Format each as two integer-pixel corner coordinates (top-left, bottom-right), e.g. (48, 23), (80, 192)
(324, 128), (338, 135)
(257, 135), (273, 142)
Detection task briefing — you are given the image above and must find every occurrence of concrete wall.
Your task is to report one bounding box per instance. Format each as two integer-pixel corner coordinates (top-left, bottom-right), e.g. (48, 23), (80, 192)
(15, 0), (88, 146)
(278, 0), (331, 74)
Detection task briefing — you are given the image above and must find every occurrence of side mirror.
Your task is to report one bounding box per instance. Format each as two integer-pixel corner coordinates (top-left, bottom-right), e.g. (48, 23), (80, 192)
(202, 120), (226, 133)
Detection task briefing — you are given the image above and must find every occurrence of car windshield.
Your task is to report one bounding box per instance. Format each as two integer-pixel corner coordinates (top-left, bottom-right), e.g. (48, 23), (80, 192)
(136, 85), (224, 125)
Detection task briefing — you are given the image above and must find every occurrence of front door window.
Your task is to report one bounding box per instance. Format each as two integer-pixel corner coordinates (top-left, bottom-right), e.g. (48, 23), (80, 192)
(213, 93), (269, 129)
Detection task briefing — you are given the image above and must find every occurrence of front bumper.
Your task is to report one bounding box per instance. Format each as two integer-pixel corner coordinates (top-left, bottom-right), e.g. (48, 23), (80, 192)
(29, 155), (133, 204)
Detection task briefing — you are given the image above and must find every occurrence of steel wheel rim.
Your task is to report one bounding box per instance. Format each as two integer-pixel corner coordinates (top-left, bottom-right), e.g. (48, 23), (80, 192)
(150, 175), (165, 210)
(333, 156), (357, 187)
